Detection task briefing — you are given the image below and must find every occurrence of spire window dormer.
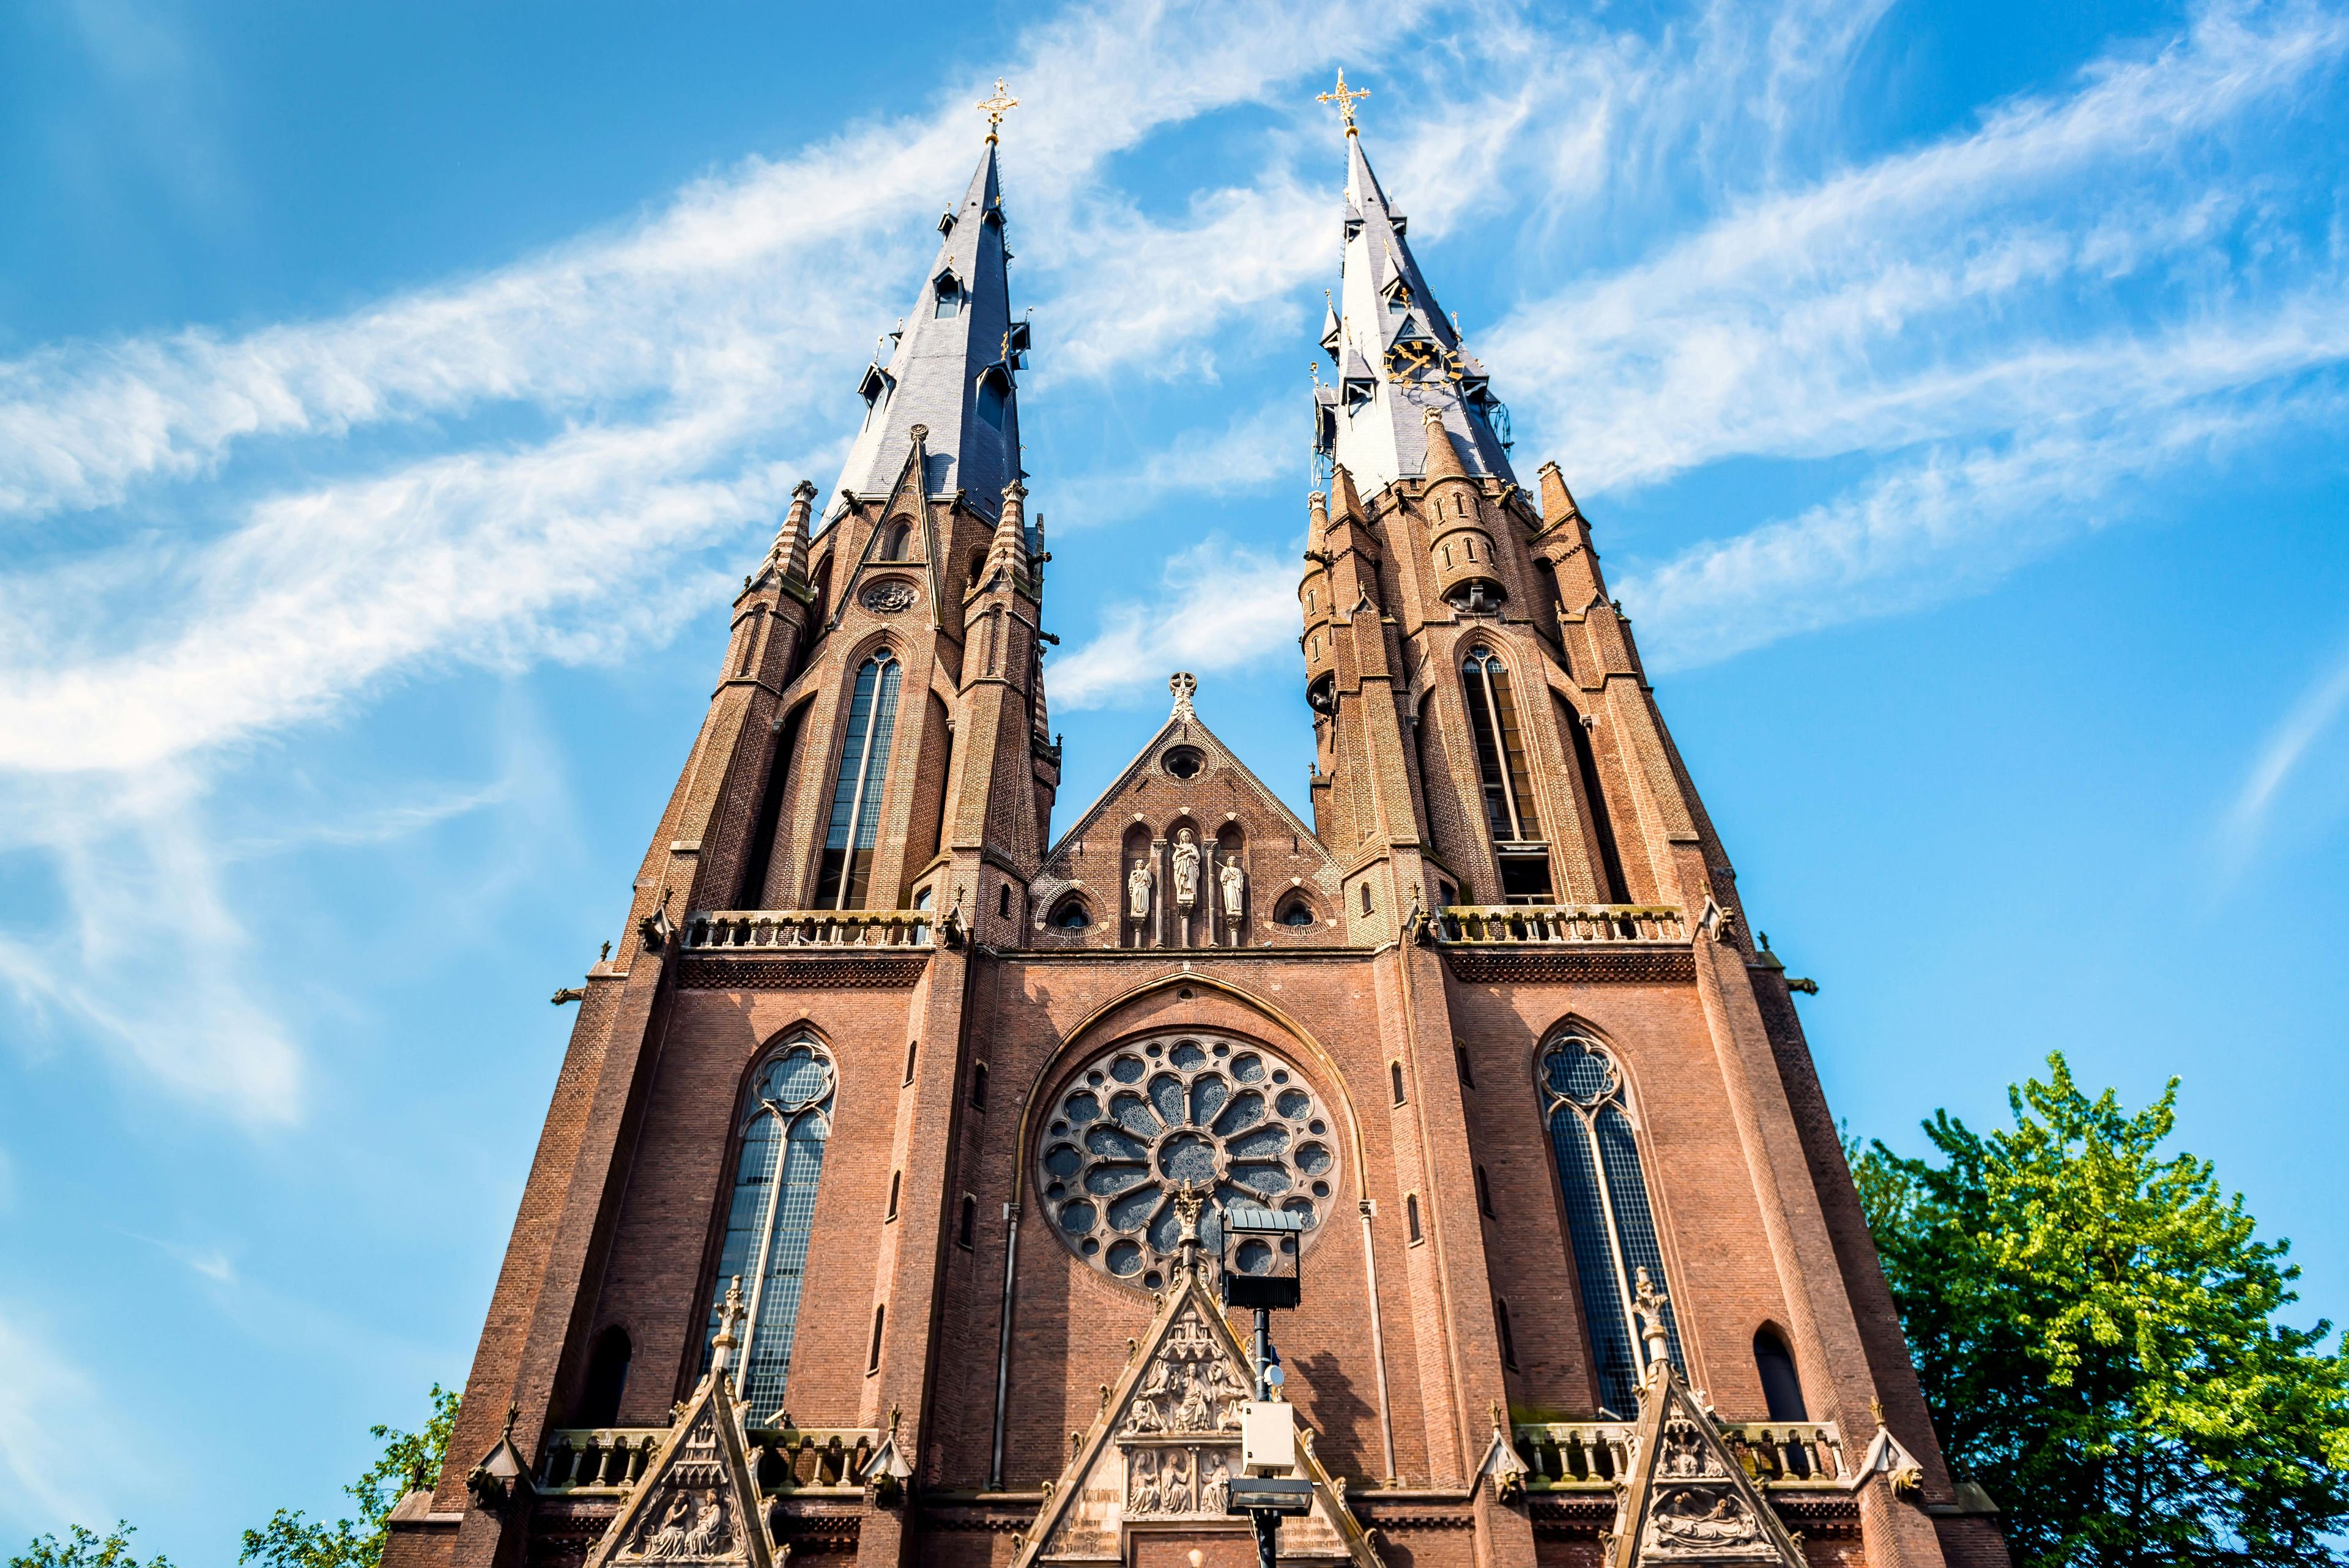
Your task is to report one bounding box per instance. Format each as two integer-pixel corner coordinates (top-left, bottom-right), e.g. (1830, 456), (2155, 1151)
(933, 271), (964, 319)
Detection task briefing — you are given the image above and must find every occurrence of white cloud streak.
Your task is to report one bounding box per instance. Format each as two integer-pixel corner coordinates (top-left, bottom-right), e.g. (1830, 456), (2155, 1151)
(2221, 636), (2349, 859)
(1047, 536), (1303, 711)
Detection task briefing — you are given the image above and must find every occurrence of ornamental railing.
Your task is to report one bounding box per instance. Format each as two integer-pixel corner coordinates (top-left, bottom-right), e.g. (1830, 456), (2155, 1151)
(536, 1424), (881, 1496)
(683, 909), (933, 951)
(1436, 904), (1685, 945)
(1513, 1420), (1846, 1489)
(540, 1428), (664, 1493)
(747, 1425), (881, 1492)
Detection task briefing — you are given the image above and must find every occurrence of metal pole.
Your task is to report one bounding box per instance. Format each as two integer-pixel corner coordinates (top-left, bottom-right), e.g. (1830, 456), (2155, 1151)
(1253, 1305), (1276, 1568)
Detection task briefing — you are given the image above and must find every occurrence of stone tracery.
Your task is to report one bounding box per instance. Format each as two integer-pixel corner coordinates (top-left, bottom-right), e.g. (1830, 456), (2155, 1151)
(1036, 1033), (1338, 1290)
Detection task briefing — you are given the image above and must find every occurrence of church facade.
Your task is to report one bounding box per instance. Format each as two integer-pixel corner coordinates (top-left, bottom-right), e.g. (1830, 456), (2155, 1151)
(384, 95), (2008, 1568)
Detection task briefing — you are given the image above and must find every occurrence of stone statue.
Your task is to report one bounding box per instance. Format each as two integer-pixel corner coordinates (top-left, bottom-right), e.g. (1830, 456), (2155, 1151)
(1171, 830), (1201, 908)
(1201, 1451), (1231, 1515)
(1219, 859), (1245, 920)
(1127, 860), (1154, 920)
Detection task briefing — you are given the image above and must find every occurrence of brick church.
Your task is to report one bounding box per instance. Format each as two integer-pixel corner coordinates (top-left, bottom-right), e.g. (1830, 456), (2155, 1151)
(386, 80), (2006, 1568)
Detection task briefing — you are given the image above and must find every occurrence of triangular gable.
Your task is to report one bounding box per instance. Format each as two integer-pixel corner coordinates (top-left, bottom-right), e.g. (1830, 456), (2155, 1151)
(1011, 1213), (1377, 1568)
(1603, 1362), (1804, 1568)
(588, 1287), (776, 1568)
(1042, 703), (1324, 872)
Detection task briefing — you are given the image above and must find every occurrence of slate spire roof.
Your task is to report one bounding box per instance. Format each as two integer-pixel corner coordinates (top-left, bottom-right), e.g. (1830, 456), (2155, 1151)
(1313, 127), (1515, 496)
(831, 138), (1029, 519)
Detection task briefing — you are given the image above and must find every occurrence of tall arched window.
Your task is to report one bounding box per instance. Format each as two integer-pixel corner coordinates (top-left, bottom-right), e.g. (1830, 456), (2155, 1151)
(1754, 1328), (1808, 1421)
(703, 1039), (836, 1421)
(817, 652), (902, 907)
(878, 521), (913, 561)
(1462, 647), (1553, 901)
(1540, 1032), (1682, 1416)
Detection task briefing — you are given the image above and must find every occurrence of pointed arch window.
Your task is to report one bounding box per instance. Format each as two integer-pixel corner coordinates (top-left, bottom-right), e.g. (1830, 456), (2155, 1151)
(817, 652), (903, 907)
(702, 1039), (836, 1421)
(933, 273), (964, 318)
(1540, 1033), (1683, 1416)
(1463, 647), (1553, 901)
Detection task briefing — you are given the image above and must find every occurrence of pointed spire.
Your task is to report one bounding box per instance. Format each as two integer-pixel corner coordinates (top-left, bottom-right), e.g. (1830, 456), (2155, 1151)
(771, 480), (815, 583)
(985, 477), (1030, 584)
(1316, 119), (1513, 498)
(1538, 459), (1581, 526)
(1329, 464), (1366, 525)
(1420, 406), (1469, 483)
(831, 137), (1024, 519)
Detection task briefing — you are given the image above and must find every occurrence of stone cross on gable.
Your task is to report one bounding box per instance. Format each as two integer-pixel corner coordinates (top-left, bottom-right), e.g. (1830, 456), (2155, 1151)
(1169, 672), (1198, 723)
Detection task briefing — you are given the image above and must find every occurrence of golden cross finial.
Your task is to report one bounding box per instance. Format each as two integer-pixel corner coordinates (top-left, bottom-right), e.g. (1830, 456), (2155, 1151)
(978, 77), (1019, 139)
(1317, 67), (1370, 135)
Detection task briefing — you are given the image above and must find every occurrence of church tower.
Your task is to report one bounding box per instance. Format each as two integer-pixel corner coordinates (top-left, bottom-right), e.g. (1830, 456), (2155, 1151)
(387, 81), (2006, 1568)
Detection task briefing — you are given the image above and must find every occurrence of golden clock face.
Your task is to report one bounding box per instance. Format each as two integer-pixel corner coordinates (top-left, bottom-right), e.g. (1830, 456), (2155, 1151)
(1384, 337), (1466, 385)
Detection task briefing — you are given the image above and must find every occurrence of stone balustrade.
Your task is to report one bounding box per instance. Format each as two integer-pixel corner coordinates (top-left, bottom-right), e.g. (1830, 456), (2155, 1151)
(538, 1423), (883, 1497)
(1512, 1420), (1846, 1489)
(1436, 903), (1686, 945)
(540, 1429), (664, 1493)
(747, 1424), (881, 1492)
(683, 909), (933, 952)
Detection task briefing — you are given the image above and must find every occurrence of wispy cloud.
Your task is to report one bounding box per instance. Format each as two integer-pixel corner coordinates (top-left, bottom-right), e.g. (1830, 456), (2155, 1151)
(0, 1304), (118, 1533)
(2221, 635), (2349, 864)
(1048, 536), (1302, 711)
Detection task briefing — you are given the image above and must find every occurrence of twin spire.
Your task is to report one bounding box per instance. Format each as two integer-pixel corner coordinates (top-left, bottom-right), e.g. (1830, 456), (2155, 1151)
(821, 72), (1510, 546)
(830, 122), (1028, 521)
(1312, 78), (1515, 497)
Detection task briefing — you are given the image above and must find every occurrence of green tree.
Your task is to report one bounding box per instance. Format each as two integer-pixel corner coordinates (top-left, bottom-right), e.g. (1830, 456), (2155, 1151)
(9, 1523), (172, 1568)
(1853, 1054), (2349, 1566)
(239, 1384), (461, 1568)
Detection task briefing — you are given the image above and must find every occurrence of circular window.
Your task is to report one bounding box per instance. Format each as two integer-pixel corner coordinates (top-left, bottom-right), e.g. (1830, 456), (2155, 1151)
(1035, 1033), (1338, 1291)
(1160, 746), (1206, 781)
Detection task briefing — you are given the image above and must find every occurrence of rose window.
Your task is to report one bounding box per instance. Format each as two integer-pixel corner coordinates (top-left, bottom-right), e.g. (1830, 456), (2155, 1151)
(1037, 1033), (1338, 1291)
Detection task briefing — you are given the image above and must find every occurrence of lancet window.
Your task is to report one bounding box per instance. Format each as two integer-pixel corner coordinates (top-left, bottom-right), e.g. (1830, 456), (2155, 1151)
(1540, 1032), (1683, 1416)
(816, 651), (902, 907)
(1462, 646), (1553, 901)
(702, 1039), (836, 1421)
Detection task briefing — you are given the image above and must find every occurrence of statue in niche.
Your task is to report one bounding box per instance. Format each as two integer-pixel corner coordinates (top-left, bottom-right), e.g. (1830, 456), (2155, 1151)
(1171, 830), (1201, 908)
(1219, 859), (1245, 920)
(1127, 1452), (1160, 1515)
(1201, 1451), (1231, 1514)
(1160, 1447), (1194, 1513)
(1127, 860), (1155, 920)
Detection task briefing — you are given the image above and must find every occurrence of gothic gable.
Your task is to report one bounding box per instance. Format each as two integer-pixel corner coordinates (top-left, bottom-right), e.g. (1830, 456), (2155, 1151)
(1604, 1365), (1805, 1568)
(586, 1310), (776, 1568)
(1028, 674), (1341, 946)
(1010, 1235), (1379, 1568)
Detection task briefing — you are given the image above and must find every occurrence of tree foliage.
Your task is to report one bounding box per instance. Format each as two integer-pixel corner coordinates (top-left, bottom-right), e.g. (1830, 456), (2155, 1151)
(1853, 1054), (2349, 1566)
(237, 1384), (462, 1568)
(9, 1524), (172, 1568)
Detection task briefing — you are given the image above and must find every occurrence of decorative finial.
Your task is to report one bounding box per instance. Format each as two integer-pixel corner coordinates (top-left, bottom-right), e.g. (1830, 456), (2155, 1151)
(1317, 68), (1371, 135)
(1631, 1267), (1672, 1381)
(977, 77), (1020, 139)
(1170, 671), (1198, 723)
(1173, 1185), (1206, 1260)
(710, 1275), (746, 1377)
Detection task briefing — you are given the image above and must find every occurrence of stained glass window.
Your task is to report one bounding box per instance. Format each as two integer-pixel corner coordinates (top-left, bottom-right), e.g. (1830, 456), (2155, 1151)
(1540, 1033), (1683, 1416)
(702, 1040), (836, 1421)
(816, 652), (902, 907)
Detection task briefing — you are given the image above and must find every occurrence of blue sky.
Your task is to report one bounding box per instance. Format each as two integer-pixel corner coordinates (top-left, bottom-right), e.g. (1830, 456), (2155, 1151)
(4, 0), (2348, 1551)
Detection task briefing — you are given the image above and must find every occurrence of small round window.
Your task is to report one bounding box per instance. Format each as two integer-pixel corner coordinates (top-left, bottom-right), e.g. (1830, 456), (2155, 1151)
(1035, 1033), (1338, 1292)
(1160, 746), (1206, 781)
